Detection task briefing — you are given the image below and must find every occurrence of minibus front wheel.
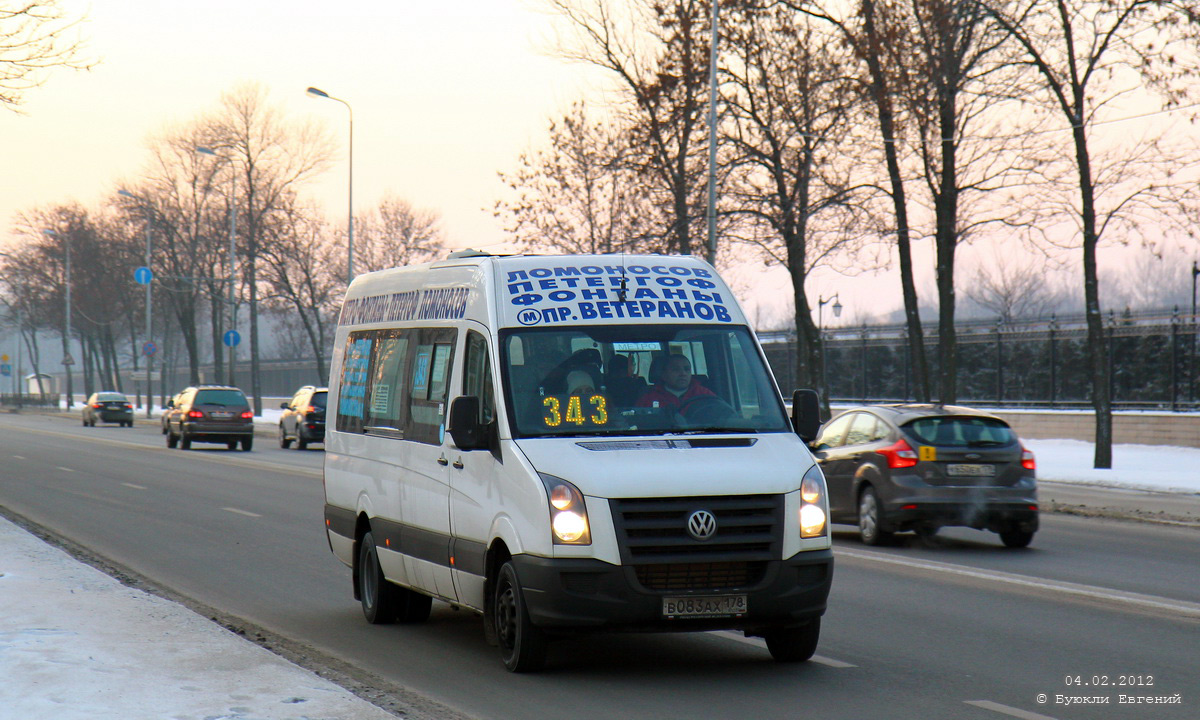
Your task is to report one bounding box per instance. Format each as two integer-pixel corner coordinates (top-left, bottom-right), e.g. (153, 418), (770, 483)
(494, 561), (547, 672)
(764, 617), (821, 662)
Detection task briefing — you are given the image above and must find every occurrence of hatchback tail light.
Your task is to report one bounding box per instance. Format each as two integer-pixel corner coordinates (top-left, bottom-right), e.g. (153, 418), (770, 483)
(123, 403), (133, 410)
(1021, 445), (1036, 471)
(879, 438), (919, 469)
(187, 409), (204, 419)
(240, 410), (253, 420)
(92, 403), (103, 409)
(306, 405), (319, 414)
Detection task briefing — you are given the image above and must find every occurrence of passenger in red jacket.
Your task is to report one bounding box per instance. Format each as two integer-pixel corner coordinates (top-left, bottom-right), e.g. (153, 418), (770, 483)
(636, 354), (714, 410)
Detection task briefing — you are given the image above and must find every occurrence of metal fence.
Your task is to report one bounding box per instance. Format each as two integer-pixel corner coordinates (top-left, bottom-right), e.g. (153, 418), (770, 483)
(761, 308), (1200, 412)
(27, 308), (1200, 413)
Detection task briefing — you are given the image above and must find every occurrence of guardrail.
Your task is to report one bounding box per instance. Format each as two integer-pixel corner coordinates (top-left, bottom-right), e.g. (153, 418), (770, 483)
(0, 394), (62, 409)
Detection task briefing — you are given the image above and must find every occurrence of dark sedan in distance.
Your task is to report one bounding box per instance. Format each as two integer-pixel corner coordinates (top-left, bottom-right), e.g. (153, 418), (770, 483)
(811, 404), (1038, 548)
(82, 392), (134, 428)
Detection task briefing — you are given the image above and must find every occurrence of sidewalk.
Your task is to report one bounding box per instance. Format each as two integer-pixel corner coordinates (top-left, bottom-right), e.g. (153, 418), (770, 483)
(0, 513), (398, 720)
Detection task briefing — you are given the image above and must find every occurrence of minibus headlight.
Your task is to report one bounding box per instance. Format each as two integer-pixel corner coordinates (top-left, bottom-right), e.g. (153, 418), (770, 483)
(552, 511), (588, 543)
(800, 464), (828, 538)
(539, 473), (592, 545)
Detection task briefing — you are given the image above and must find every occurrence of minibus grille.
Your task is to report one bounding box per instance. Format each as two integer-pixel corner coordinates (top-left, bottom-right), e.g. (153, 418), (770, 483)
(610, 494), (782, 591)
(634, 561), (767, 591)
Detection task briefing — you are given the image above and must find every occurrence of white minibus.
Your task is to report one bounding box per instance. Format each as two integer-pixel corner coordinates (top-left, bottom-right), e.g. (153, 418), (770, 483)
(323, 251), (832, 671)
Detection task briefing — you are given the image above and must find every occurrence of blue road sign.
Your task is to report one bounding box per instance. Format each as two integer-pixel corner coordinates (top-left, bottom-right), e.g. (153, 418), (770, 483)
(0, 364), (10, 377)
(223, 330), (241, 347)
(134, 266), (154, 284)
(142, 341), (158, 357)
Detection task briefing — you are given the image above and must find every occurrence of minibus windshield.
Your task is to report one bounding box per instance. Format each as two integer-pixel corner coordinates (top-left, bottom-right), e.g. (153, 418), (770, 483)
(500, 325), (790, 438)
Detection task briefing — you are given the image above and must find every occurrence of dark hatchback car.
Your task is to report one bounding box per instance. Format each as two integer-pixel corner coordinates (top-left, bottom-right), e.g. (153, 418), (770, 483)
(278, 385), (326, 450)
(811, 404), (1038, 548)
(82, 392), (134, 427)
(165, 385), (254, 451)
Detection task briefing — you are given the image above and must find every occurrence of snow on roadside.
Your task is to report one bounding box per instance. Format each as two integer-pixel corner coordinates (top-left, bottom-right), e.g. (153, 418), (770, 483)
(1027, 439), (1200, 495)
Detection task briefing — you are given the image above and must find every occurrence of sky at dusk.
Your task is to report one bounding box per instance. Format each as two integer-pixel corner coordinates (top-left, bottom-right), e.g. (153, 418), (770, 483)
(1, 1), (597, 250)
(2, 0), (1196, 328)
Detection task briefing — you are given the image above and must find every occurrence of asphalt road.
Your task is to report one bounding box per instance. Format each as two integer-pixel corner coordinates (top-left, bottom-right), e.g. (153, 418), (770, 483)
(1, 411), (1197, 720)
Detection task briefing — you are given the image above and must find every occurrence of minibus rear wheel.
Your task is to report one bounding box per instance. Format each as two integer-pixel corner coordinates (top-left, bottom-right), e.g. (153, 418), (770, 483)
(494, 561), (547, 672)
(357, 530), (432, 624)
(358, 531), (399, 624)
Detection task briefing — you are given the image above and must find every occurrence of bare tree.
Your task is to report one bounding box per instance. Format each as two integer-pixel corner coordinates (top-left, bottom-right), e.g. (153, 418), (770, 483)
(1103, 244), (1197, 311)
(964, 249), (1071, 321)
(0, 244), (50, 401)
(258, 203), (342, 382)
(9, 203), (140, 404)
(207, 83), (333, 414)
(353, 193), (445, 271)
(497, 102), (654, 254)
(720, 4), (879, 412)
(122, 123), (225, 387)
(544, 0), (715, 255)
(791, 0), (933, 401)
(982, 0), (1200, 468)
(0, 0), (92, 111)
(896, 0), (1031, 404)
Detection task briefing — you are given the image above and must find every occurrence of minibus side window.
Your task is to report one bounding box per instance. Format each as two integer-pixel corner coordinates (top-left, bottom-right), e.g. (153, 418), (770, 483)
(336, 333), (374, 433)
(407, 328), (457, 444)
(366, 332), (410, 432)
(335, 329), (413, 436)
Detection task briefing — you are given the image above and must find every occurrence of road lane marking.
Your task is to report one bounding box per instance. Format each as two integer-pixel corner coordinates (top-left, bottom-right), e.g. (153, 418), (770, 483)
(713, 631), (856, 667)
(55, 466), (75, 472)
(808, 654), (856, 668)
(836, 547), (1200, 619)
(13, 455), (25, 460)
(121, 483), (147, 490)
(966, 700), (1059, 720)
(222, 507), (262, 518)
(2, 423), (322, 478)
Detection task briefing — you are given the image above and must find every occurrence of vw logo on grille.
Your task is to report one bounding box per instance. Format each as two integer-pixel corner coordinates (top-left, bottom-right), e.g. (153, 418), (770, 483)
(687, 510), (717, 541)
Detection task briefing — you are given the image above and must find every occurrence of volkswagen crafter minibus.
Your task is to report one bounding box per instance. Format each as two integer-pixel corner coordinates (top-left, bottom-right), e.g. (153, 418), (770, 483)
(322, 251), (832, 671)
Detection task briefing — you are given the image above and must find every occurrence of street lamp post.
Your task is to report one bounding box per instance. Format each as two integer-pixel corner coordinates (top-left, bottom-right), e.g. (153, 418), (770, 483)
(118, 190), (155, 417)
(704, 0), (720, 266)
(43, 228), (73, 408)
(817, 293), (842, 403)
(306, 86), (354, 284)
(817, 293), (843, 334)
(196, 146), (238, 386)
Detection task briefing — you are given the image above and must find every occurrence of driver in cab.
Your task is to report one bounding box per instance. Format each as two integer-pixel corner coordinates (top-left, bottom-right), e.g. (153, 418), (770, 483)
(636, 354), (714, 411)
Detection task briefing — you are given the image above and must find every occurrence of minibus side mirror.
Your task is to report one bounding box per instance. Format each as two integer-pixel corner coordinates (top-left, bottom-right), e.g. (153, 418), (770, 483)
(449, 396), (487, 450)
(792, 389), (821, 443)
(280, 401), (289, 409)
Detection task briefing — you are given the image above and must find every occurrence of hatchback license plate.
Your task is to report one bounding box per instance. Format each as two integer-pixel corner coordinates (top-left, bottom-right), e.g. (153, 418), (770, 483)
(663, 595), (747, 619)
(210, 411), (233, 418)
(947, 463), (994, 477)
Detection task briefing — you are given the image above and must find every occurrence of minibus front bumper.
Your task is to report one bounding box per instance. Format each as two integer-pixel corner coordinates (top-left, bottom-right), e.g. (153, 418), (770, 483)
(512, 549), (833, 633)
